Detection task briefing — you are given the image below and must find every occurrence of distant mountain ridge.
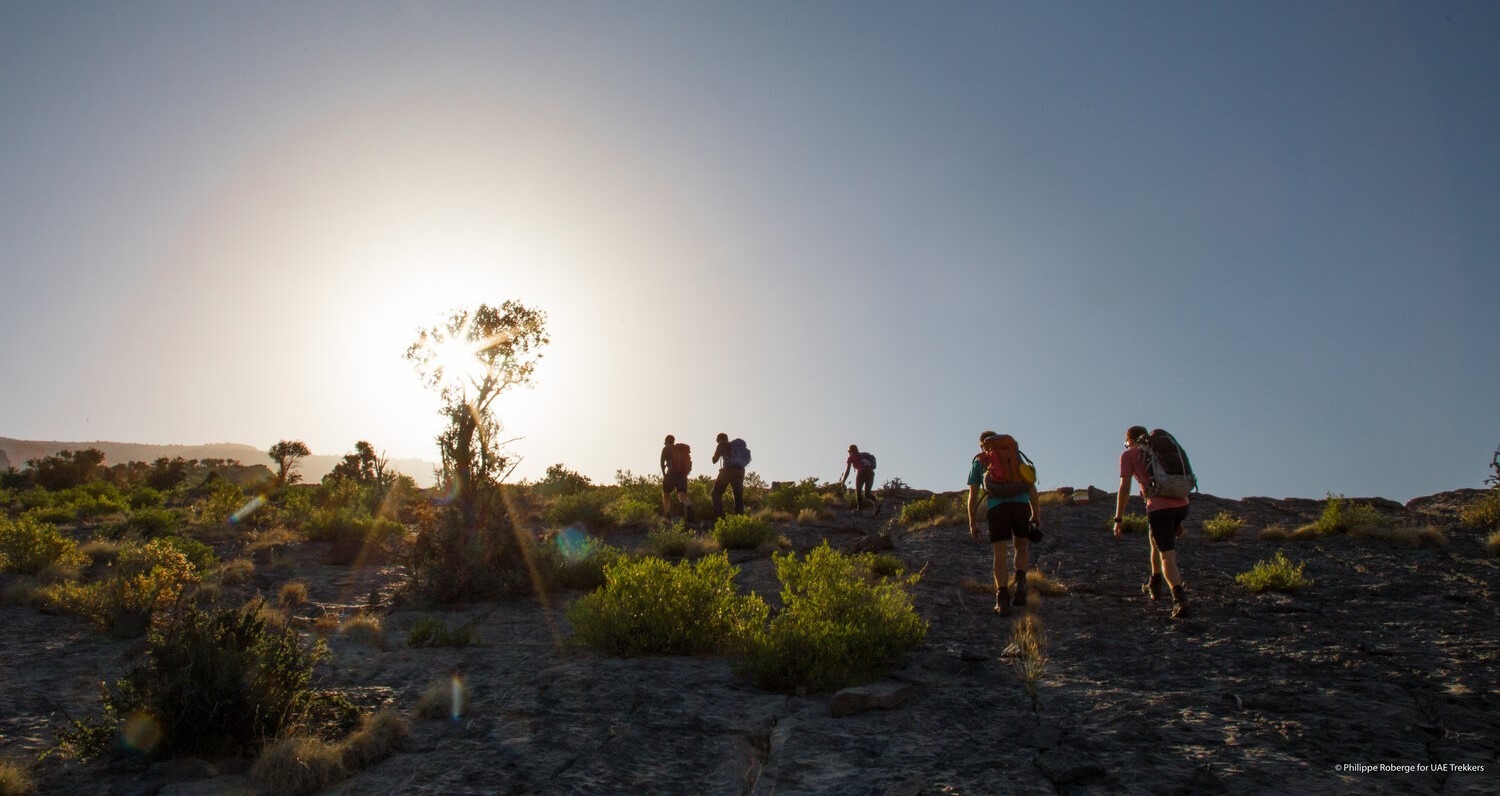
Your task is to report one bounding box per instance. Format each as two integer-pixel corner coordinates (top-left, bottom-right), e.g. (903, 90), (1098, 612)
(0, 437), (436, 487)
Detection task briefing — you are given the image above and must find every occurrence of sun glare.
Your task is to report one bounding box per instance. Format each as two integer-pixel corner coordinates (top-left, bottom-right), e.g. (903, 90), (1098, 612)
(432, 328), (487, 396)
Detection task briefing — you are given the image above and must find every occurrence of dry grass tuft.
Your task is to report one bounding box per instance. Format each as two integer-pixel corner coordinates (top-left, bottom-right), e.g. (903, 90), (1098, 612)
(214, 558), (256, 585)
(313, 610), (341, 637)
(1350, 524), (1448, 549)
(1488, 531), (1500, 557)
(338, 614), (386, 649)
(796, 508), (823, 524)
(339, 709), (410, 770)
(78, 539), (121, 565)
(1009, 614), (1048, 707)
(0, 759), (35, 795)
(1259, 524), (1290, 542)
(278, 581), (309, 608)
(1037, 490), (1069, 507)
(0, 577), (39, 607)
(251, 737), (344, 796)
(1023, 571), (1068, 596)
(416, 677), (467, 720)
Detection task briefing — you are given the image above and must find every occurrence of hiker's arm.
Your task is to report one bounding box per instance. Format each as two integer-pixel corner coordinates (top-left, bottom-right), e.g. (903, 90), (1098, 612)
(1029, 487), (1041, 527)
(1113, 476), (1131, 537)
(967, 485), (981, 539)
(840, 462), (851, 483)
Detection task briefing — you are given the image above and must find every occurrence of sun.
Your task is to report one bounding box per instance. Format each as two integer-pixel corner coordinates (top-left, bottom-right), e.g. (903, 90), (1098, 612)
(429, 325), (489, 397)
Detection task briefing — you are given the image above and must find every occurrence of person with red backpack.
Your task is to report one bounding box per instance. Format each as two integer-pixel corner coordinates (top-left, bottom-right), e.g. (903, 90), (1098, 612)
(1113, 425), (1191, 619)
(660, 434), (692, 519)
(966, 431), (1042, 616)
(839, 444), (882, 515)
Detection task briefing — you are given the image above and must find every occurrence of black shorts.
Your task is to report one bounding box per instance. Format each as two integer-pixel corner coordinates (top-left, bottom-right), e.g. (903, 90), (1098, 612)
(1148, 505), (1190, 552)
(986, 502), (1031, 544)
(662, 470), (689, 494)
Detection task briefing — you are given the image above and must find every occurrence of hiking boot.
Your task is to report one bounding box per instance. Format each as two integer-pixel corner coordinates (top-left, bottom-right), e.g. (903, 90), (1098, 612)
(1143, 573), (1166, 602)
(1011, 582), (1028, 608)
(994, 589), (1012, 616)
(1171, 586), (1189, 619)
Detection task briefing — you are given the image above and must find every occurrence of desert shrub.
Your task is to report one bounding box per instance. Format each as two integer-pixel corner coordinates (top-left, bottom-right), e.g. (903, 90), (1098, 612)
(403, 488), (531, 602)
(415, 676), (467, 720)
(60, 485), (129, 521)
(712, 514), (777, 550)
(568, 554), (768, 656)
(543, 489), (614, 530)
(58, 601), (328, 760)
(866, 553), (906, 578)
(1203, 511), (1244, 541)
(1460, 489), (1500, 533)
(198, 477), (248, 527)
(305, 507), (403, 545)
(900, 495), (951, 526)
(1236, 551), (1313, 593)
(533, 464), (593, 498)
(0, 514), (88, 574)
(279, 581), (308, 608)
(25, 505), (76, 525)
(39, 538), (197, 636)
(612, 469), (664, 508)
(1295, 494), (1388, 538)
(740, 543), (927, 693)
(604, 496), (657, 527)
(214, 558), (256, 586)
(159, 535), (217, 572)
(764, 478), (825, 515)
(123, 507), (182, 538)
(407, 616), (482, 648)
(643, 521), (694, 558)
(0, 759), (34, 795)
(127, 487), (166, 510)
(534, 531), (622, 591)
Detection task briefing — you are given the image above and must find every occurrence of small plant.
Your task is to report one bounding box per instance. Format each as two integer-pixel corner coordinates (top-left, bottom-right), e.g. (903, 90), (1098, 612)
(739, 543), (927, 693)
(1487, 531), (1500, 557)
(542, 489), (614, 530)
(1009, 613), (1048, 708)
(407, 616), (483, 648)
(604, 496), (657, 527)
(214, 558), (257, 586)
(38, 538), (197, 636)
(1103, 514), (1150, 534)
(1203, 511), (1244, 541)
(1236, 551), (1312, 593)
(159, 535), (217, 572)
(899, 495), (951, 526)
(1259, 523), (1290, 542)
(712, 514), (778, 551)
(1460, 489), (1500, 533)
(123, 507), (181, 538)
(535, 532), (622, 591)
(567, 554), (769, 656)
(250, 736), (344, 796)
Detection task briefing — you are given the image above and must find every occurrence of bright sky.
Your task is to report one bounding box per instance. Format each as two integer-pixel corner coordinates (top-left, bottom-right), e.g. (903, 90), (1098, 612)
(2, 2), (1497, 502)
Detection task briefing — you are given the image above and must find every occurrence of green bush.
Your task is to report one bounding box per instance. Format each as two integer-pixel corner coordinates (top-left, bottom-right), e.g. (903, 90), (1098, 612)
(543, 489), (614, 531)
(605, 496), (657, 527)
(740, 543), (927, 693)
(38, 538), (198, 635)
(128, 487), (166, 510)
(407, 616), (482, 648)
(0, 514), (87, 574)
(1203, 511), (1243, 541)
(305, 508), (403, 544)
(612, 469), (663, 509)
(159, 535), (218, 573)
(198, 478), (248, 526)
(533, 464), (593, 498)
(57, 601), (329, 760)
(1296, 494), (1388, 537)
(1236, 551), (1313, 593)
(124, 507), (182, 538)
(568, 554), (768, 656)
(26, 505), (77, 525)
(403, 489), (531, 602)
(535, 531), (622, 591)
(900, 495), (951, 526)
(1102, 514), (1150, 534)
(764, 478), (825, 515)
(712, 514), (777, 550)
(1461, 489), (1500, 533)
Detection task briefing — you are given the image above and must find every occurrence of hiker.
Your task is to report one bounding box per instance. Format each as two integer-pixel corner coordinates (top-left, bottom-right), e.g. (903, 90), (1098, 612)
(659, 434), (691, 519)
(839, 444), (881, 515)
(966, 431), (1042, 616)
(1114, 425), (1191, 618)
(710, 432), (750, 518)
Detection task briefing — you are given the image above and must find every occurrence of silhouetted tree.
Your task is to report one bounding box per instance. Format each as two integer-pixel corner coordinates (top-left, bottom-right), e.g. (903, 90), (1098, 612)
(268, 440), (311, 487)
(327, 440), (390, 488)
(28, 448), (106, 490)
(146, 457), (189, 491)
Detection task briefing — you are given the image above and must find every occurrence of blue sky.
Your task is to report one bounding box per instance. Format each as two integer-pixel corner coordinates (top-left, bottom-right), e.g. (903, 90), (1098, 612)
(2, 1), (1496, 501)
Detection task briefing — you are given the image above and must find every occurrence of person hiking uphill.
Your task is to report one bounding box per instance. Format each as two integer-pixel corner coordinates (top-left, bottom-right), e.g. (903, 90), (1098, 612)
(711, 432), (751, 518)
(966, 431), (1042, 616)
(839, 444), (881, 515)
(1114, 425), (1191, 619)
(660, 434), (691, 519)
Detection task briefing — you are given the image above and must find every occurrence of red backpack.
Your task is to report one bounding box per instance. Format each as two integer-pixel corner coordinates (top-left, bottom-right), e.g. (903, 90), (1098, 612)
(668, 443), (692, 475)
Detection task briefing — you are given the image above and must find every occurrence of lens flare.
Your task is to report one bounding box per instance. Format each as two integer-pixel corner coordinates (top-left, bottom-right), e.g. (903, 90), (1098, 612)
(121, 710), (162, 754)
(555, 527), (592, 562)
(450, 673), (466, 721)
(231, 495), (266, 524)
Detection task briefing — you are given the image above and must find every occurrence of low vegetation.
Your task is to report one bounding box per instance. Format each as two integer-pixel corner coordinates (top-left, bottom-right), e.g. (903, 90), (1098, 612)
(1236, 551), (1313, 593)
(1461, 489), (1500, 533)
(1203, 511), (1244, 541)
(900, 495), (955, 526)
(642, 521), (720, 559)
(567, 554), (769, 656)
(712, 514), (778, 551)
(407, 616), (482, 648)
(1102, 514), (1149, 535)
(1009, 614), (1048, 709)
(0, 759), (34, 796)
(1294, 494), (1389, 538)
(250, 709), (409, 796)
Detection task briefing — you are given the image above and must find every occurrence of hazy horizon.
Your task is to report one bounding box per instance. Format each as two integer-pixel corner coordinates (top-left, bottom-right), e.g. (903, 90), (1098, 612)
(3, 2), (1497, 502)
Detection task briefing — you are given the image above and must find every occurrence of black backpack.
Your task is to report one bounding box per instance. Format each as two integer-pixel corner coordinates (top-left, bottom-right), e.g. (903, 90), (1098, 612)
(1142, 429), (1196, 498)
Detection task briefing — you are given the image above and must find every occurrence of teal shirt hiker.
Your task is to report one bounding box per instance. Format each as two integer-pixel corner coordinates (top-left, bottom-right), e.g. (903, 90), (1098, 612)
(968, 456), (1032, 509)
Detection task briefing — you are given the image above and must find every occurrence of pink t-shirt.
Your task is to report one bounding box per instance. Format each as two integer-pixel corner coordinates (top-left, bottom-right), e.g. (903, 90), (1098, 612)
(847, 452), (872, 472)
(1121, 447), (1190, 512)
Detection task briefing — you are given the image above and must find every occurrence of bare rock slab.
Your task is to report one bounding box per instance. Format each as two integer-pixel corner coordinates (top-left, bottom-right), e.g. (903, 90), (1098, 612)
(1034, 747), (1106, 786)
(830, 682), (914, 718)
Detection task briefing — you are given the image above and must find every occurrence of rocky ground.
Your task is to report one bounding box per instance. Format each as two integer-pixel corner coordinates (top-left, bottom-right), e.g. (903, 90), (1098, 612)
(3, 490), (1498, 795)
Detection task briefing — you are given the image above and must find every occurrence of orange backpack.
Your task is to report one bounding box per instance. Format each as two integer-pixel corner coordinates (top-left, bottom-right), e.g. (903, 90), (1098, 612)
(978, 434), (1037, 497)
(669, 443), (692, 475)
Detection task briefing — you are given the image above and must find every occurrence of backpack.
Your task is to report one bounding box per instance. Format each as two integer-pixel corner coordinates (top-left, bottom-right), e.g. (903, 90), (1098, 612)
(668, 443), (692, 475)
(725, 438), (752, 468)
(1141, 429), (1196, 498)
(978, 434), (1037, 498)
(857, 452), (877, 471)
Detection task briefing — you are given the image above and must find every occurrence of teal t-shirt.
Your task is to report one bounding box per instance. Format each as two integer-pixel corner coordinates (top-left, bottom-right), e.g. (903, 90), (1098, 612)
(968, 456), (1032, 509)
